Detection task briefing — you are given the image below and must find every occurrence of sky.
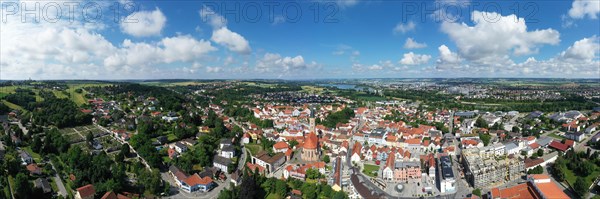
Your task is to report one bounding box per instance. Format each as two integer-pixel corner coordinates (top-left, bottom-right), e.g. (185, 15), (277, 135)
(0, 0), (599, 80)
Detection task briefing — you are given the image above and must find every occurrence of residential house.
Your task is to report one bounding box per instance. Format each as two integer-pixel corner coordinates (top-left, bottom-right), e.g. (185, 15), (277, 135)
(220, 145), (235, 159)
(19, 151), (33, 165)
(213, 155), (232, 172)
(75, 184), (96, 199)
(173, 142), (188, 153)
(273, 141), (290, 153)
(251, 152), (286, 174)
(34, 178), (52, 194)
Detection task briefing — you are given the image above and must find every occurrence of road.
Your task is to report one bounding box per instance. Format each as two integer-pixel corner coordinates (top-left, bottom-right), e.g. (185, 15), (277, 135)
(49, 161), (68, 197)
(11, 121), (28, 135)
(97, 124), (151, 170)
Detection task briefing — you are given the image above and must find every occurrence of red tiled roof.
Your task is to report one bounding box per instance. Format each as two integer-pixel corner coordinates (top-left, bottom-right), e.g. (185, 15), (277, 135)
(529, 143), (540, 149)
(273, 141), (289, 150)
(548, 141), (569, 151)
(564, 139), (575, 147)
(406, 138), (421, 145)
(303, 132), (318, 149)
(76, 184), (96, 198)
(184, 174), (213, 186)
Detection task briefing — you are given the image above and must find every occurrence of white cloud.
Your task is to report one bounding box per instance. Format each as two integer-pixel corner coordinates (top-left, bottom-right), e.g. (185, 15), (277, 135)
(199, 6), (227, 28)
(200, 6), (252, 54)
(206, 66), (223, 73)
(224, 56), (235, 66)
(120, 8), (166, 37)
(334, 0), (359, 7)
(399, 52), (431, 65)
(441, 11), (559, 65)
(211, 27), (251, 54)
(368, 64), (383, 70)
(272, 15), (286, 25)
(256, 53), (318, 73)
(568, 0), (600, 19)
(559, 35), (600, 62)
(403, 38), (427, 49)
(393, 21), (416, 34)
(436, 45), (462, 66)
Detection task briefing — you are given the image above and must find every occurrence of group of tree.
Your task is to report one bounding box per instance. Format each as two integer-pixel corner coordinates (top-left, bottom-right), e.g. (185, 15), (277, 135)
(478, 133), (491, 146)
(3, 88), (36, 108)
(527, 165), (544, 174)
(31, 128), (70, 154)
(219, 168), (347, 199)
(51, 146), (127, 197)
(30, 96), (92, 128)
(319, 107), (355, 128)
(551, 150), (600, 198)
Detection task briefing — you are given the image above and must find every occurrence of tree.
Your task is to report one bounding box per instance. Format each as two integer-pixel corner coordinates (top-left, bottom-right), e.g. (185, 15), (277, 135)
(332, 191), (348, 199)
(472, 188), (482, 197)
(537, 149), (544, 157)
(275, 179), (287, 196)
(512, 126), (520, 133)
(86, 131), (94, 144)
(479, 133), (491, 146)
(121, 143), (131, 157)
(323, 155), (330, 164)
(306, 168), (321, 180)
(573, 177), (589, 198)
(527, 165), (544, 174)
(475, 117), (488, 128)
(15, 173), (32, 198)
(288, 140), (299, 149)
(31, 135), (42, 152)
(239, 175), (258, 199)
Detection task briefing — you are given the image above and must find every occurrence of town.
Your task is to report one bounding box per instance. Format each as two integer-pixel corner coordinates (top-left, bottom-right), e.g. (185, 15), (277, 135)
(0, 79), (599, 199)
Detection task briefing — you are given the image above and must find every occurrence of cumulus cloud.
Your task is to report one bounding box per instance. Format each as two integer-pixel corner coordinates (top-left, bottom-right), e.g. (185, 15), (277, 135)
(393, 21), (416, 34)
(120, 8), (166, 37)
(404, 38), (427, 49)
(200, 6), (251, 54)
(199, 6), (227, 28)
(568, 0), (600, 19)
(441, 11), (560, 65)
(211, 27), (252, 54)
(103, 35), (216, 71)
(559, 35), (600, 62)
(256, 53), (318, 73)
(399, 52), (431, 65)
(436, 45), (462, 67)
(206, 66), (223, 73)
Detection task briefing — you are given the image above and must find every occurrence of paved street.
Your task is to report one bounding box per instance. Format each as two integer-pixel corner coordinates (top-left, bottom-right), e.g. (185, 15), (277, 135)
(48, 161), (68, 197)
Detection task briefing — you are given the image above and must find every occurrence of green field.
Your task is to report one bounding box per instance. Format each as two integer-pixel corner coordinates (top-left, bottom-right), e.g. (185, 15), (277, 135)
(362, 164), (380, 177)
(564, 166), (600, 188)
(245, 143), (264, 155)
(548, 132), (563, 139)
(22, 147), (42, 162)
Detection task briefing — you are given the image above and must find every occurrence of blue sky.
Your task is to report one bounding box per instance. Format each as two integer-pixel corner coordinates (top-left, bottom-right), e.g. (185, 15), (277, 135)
(0, 0), (599, 79)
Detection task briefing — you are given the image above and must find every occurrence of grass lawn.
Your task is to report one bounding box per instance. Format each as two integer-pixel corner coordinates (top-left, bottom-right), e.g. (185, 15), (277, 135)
(3, 185), (10, 199)
(166, 133), (178, 142)
(246, 143), (263, 155)
(49, 178), (59, 193)
(362, 164), (380, 178)
(52, 90), (68, 99)
(265, 193), (282, 199)
(564, 166), (600, 187)
(7, 175), (15, 198)
(548, 132), (563, 139)
(22, 147), (42, 162)
(2, 100), (27, 112)
(66, 83), (111, 106)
